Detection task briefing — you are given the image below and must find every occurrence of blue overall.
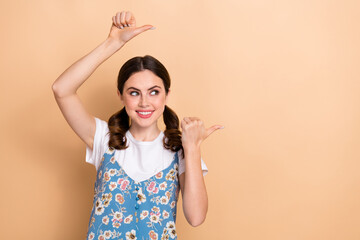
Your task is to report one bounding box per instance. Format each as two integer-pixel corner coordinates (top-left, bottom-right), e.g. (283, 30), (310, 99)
(86, 147), (180, 240)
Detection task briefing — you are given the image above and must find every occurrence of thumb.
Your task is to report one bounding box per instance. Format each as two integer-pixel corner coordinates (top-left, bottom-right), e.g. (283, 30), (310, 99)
(205, 125), (224, 138)
(133, 25), (155, 36)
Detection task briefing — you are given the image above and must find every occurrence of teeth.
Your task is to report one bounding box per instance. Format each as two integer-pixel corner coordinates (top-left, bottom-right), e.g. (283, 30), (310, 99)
(138, 111), (152, 115)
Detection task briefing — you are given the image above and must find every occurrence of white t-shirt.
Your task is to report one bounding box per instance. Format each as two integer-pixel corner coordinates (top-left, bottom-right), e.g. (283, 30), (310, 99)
(85, 117), (208, 182)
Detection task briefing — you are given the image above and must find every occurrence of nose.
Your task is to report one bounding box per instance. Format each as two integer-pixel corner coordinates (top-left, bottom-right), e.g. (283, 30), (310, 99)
(138, 95), (149, 107)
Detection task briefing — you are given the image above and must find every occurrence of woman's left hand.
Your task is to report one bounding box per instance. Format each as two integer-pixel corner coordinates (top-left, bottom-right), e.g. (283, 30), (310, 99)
(181, 117), (224, 149)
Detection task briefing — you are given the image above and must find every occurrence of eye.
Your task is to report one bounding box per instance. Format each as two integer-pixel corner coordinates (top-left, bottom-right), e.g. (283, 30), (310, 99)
(130, 91), (139, 96)
(150, 90), (159, 96)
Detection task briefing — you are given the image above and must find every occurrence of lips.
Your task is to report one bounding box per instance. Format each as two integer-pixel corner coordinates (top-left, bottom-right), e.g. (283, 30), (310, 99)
(136, 110), (154, 119)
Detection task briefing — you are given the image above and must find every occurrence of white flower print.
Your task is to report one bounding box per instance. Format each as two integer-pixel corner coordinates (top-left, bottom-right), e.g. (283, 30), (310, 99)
(103, 199), (111, 207)
(137, 188), (146, 204)
(95, 205), (105, 215)
(115, 193), (125, 204)
(98, 234), (106, 240)
(152, 206), (160, 213)
(168, 228), (176, 239)
(109, 169), (117, 176)
(112, 211), (123, 221)
(126, 229), (137, 240)
(124, 214), (133, 224)
(101, 193), (112, 201)
(150, 212), (161, 223)
(109, 182), (117, 191)
(112, 221), (121, 228)
(170, 201), (176, 209)
(102, 216), (109, 225)
(166, 221), (176, 239)
(95, 198), (102, 207)
(166, 221), (175, 229)
(149, 230), (158, 240)
(88, 232), (95, 240)
(140, 210), (149, 220)
(104, 230), (112, 239)
(104, 171), (111, 182)
(94, 198), (105, 215)
(159, 181), (167, 190)
(165, 191), (171, 200)
(162, 210), (169, 219)
(160, 196), (169, 205)
(155, 172), (163, 179)
(161, 233), (169, 240)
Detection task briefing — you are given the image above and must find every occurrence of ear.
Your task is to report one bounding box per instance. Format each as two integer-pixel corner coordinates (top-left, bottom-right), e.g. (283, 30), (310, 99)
(165, 89), (171, 105)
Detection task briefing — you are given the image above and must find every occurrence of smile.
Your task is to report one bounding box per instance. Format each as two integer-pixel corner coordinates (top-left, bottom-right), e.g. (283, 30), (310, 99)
(136, 110), (154, 119)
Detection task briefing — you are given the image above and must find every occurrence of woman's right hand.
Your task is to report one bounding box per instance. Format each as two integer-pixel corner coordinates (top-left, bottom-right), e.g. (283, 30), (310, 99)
(108, 11), (155, 45)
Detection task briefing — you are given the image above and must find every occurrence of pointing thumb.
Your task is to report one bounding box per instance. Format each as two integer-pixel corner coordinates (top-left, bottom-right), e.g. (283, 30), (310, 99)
(133, 25), (156, 36)
(206, 125), (224, 138)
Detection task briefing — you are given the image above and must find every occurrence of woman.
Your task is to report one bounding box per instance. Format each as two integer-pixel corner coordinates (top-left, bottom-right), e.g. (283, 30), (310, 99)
(52, 11), (223, 240)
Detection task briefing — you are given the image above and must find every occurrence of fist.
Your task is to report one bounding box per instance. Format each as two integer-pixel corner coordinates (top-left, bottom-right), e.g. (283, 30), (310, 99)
(181, 117), (223, 148)
(108, 11), (155, 45)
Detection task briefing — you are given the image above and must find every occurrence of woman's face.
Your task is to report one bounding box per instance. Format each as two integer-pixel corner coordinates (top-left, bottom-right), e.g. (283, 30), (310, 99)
(118, 69), (169, 131)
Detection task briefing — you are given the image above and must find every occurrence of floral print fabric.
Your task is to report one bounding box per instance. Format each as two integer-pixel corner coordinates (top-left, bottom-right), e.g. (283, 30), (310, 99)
(86, 147), (180, 240)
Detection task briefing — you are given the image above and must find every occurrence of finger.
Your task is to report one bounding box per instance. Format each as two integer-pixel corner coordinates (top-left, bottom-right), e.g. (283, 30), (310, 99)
(128, 12), (136, 27)
(120, 11), (127, 27)
(205, 125), (224, 138)
(125, 11), (132, 27)
(188, 117), (201, 121)
(112, 16), (120, 27)
(182, 117), (190, 124)
(116, 12), (123, 29)
(133, 25), (155, 36)
(180, 118), (189, 130)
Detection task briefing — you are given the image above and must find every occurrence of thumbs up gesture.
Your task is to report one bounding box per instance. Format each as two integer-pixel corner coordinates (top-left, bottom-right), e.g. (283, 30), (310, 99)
(181, 117), (224, 149)
(108, 11), (155, 45)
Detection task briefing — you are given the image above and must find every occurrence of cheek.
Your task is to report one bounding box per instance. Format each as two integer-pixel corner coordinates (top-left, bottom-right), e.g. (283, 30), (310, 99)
(154, 95), (167, 106)
(123, 98), (137, 108)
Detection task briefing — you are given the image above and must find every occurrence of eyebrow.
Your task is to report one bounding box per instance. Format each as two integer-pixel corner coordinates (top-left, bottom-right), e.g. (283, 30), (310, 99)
(126, 85), (162, 92)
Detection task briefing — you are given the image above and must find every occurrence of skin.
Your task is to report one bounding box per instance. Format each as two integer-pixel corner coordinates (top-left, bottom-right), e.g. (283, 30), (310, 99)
(52, 11), (223, 227)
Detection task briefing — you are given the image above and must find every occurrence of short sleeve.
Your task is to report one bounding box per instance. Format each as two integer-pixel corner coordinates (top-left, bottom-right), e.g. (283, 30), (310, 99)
(85, 117), (109, 171)
(178, 149), (208, 176)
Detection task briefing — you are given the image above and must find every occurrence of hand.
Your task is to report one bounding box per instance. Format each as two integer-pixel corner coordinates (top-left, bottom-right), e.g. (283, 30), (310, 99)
(181, 117), (224, 149)
(107, 11), (155, 45)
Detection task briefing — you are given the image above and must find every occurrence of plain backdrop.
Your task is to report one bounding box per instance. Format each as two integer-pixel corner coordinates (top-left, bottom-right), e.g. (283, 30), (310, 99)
(1, 0), (360, 239)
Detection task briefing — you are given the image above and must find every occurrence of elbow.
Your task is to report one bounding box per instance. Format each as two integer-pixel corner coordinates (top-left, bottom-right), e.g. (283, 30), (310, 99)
(51, 82), (61, 97)
(52, 82), (70, 98)
(189, 215), (207, 227)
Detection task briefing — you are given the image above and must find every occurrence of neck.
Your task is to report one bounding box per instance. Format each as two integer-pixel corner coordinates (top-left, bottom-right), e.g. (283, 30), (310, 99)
(129, 124), (161, 142)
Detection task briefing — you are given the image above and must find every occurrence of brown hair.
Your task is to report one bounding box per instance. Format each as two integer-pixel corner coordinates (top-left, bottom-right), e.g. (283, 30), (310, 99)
(108, 55), (184, 158)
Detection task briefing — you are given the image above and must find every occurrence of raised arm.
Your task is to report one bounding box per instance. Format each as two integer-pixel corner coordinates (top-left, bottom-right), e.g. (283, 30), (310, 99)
(52, 11), (154, 150)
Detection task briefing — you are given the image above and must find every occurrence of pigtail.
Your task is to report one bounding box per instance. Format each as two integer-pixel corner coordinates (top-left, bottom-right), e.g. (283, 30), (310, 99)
(108, 107), (130, 150)
(163, 105), (184, 159)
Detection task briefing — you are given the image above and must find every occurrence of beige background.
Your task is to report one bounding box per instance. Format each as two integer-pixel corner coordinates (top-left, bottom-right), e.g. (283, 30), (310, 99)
(1, 0), (360, 239)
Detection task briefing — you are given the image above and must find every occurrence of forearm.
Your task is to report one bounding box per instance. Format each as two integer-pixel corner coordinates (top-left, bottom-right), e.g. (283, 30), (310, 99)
(52, 37), (124, 98)
(182, 145), (208, 226)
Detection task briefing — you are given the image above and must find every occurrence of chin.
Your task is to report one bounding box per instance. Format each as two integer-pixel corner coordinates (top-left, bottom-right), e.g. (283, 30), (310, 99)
(131, 113), (162, 128)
